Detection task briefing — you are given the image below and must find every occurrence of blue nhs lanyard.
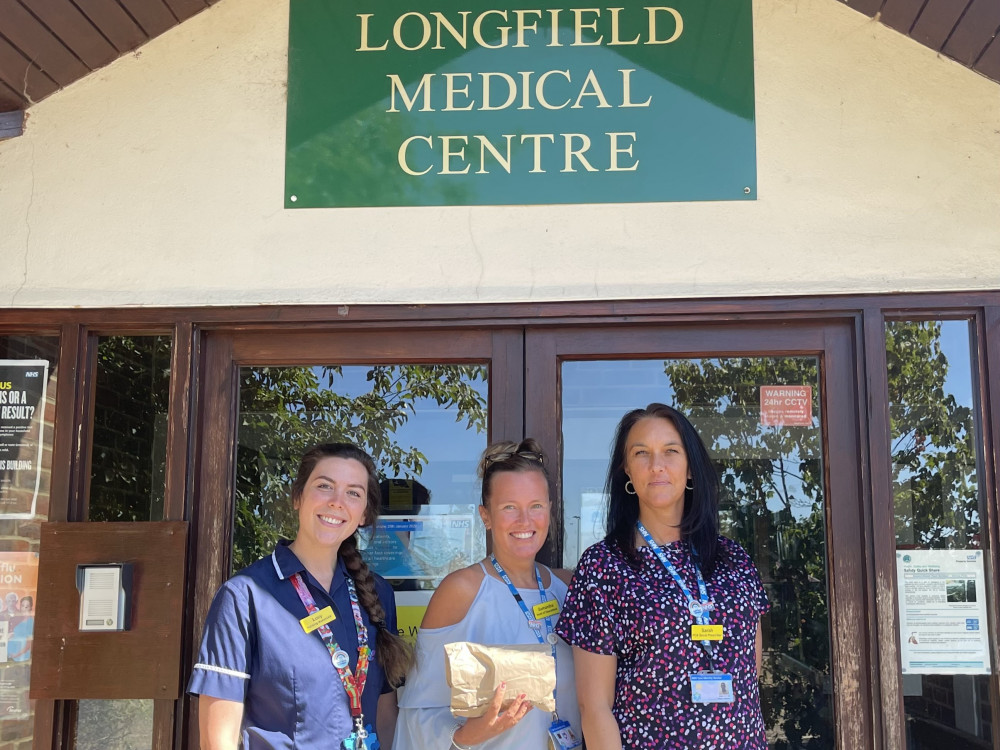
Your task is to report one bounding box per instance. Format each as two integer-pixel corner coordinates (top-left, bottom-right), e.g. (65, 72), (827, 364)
(489, 555), (561, 715)
(636, 521), (717, 667)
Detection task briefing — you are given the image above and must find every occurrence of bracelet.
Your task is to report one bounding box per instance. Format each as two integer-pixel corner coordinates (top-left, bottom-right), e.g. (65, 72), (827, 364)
(450, 723), (474, 750)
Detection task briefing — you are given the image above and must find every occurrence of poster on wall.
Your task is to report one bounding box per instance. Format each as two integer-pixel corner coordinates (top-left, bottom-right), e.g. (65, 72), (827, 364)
(0, 360), (49, 519)
(361, 513), (477, 579)
(394, 590), (432, 647)
(285, 0), (757, 207)
(896, 549), (991, 675)
(0, 552), (38, 720)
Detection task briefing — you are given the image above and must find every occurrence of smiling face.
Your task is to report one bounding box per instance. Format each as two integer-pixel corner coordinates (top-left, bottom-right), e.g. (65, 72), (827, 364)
(293, 456), (370, 556)
(623, 416), (691, 525)
(479, 470), (551, 564)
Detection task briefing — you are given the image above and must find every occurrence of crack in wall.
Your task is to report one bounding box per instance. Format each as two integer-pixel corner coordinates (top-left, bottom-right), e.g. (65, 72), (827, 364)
(467, 211), (484, 299)
(9, 140), (34, 307)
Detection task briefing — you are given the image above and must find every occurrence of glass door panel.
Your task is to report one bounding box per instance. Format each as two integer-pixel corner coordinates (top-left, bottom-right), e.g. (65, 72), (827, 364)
(561, 356), (832, 749)
(234, 364), (488, 569)
(0, 335), (58, 744)
(234, 363), (489, 638)
(887, 319), (995, 749)
(524, 322), (871, 750)
(191, 328), (515, 748)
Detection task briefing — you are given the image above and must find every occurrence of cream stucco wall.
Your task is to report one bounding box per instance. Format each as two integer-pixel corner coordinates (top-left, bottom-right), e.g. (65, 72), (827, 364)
(0, 0), (997, 308)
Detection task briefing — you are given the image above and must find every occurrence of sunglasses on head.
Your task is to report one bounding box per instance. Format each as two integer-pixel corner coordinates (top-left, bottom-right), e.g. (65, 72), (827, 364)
(483, 450), (544, 466)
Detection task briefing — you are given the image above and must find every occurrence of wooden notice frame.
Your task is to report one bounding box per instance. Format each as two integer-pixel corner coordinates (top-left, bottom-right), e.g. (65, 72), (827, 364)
(30, 521), (188, 700)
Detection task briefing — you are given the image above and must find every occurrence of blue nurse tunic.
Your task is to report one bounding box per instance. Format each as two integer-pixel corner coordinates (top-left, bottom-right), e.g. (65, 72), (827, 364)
(188, 540), (396, 749)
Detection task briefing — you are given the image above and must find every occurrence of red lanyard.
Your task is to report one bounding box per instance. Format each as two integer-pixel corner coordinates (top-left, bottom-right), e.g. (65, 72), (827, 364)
(290, 571), (371, 717)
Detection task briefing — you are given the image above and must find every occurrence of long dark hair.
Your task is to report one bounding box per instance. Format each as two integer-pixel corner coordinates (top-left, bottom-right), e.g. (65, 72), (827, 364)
(604, 404), (721, 576)
(291, 443), (413, 686)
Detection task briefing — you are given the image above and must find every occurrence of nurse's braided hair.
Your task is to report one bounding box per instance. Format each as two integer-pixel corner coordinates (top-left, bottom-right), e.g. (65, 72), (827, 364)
(292, 443), (414, 687)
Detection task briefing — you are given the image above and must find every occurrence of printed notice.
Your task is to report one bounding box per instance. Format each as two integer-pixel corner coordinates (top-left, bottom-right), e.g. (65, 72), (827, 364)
(896, 549), (991, 675)
(361, 513), (477, 580)
(760, 385), (813, 427)
(0, 552), (38, 663)
(394, 590), (432, 647)
(0, 552), (37, 720)
(0, 360), (49, 518)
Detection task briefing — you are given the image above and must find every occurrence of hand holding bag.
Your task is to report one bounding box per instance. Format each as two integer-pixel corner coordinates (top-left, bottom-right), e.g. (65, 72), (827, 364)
(443, 641), (556, 718)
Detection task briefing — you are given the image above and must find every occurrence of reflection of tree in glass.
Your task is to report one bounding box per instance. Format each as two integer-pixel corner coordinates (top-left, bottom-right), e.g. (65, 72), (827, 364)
(89, 336), (172, 522)
(887, 322), (992, 746)
(886, 321), (979, 549)
(663, 357), (832, 749)
(234, 365), (487, 570)
(76, 699), (153, 750)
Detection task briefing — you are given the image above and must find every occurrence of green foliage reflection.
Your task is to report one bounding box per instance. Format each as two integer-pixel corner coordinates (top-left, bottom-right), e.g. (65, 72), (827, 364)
(887, 321), (979, 549)
(234, 364), (487, 571)
(89, 336), (171, 522)
(663, 356), (831, 748)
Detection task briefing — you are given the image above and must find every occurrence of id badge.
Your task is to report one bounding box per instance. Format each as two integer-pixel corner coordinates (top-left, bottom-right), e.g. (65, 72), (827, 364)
(341, 727), (379, 750)
(299, 605), (336, 633)
(691, 624), (724, 641)
(690, 672), (735, 704)
(548, 719), (583, 750)
(533, 599), (561, 620)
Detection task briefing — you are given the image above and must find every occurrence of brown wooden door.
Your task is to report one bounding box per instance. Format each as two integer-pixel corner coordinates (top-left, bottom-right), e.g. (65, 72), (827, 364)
(524, 320), (873, 750)
(186, 326), (524, 748)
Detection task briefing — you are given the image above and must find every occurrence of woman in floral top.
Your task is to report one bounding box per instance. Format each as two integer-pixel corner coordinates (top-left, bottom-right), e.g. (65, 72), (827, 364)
(555, 403), (770, 749)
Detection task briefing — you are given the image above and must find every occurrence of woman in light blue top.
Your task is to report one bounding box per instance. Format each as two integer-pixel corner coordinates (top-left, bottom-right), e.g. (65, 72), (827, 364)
(393, 439), (581, 750)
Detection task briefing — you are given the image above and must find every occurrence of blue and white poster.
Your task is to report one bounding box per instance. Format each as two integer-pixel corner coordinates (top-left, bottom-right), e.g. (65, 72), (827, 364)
(362, 512), (478, 580)
(897, 549), (991, 675)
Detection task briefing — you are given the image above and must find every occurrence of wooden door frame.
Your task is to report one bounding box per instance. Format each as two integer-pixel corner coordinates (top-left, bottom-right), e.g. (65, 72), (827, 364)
(524, 318), (875, 750)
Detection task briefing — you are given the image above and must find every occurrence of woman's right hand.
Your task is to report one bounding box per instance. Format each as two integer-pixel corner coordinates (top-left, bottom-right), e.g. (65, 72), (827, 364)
(453, 682), (533, 747)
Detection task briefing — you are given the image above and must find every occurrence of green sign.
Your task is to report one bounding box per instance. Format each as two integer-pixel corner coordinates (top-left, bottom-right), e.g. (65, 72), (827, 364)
(285, 0), (755, 207)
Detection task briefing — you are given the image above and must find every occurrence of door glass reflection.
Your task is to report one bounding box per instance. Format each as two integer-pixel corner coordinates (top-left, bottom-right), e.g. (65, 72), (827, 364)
(562, 357), (832, 749)
(887, 320), (994, 748)
(89, 335), (172, 522)
(75, 699), (153, 750)
(235, 364), (488, 638)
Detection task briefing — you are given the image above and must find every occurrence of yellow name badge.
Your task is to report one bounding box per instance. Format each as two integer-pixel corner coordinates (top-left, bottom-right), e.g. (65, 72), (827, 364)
(691, 624), (724, 641)
(300, 606), (336, 634)
(532, 599), (561, 620)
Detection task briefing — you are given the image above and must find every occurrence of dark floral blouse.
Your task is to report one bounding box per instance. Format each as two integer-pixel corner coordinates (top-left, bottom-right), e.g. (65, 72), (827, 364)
(555, 536), (770, 749)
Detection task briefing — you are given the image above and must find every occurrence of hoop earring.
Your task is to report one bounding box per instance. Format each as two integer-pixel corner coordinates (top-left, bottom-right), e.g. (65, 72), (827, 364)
(625, 480), (636, 495)
(686, 479), (695, 491)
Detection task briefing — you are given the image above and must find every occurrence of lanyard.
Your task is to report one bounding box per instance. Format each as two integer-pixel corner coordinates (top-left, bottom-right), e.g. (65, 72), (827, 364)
(489, 555), (560, 714)
(290, 571), (371, 719)
(636, 521), (716, 667)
